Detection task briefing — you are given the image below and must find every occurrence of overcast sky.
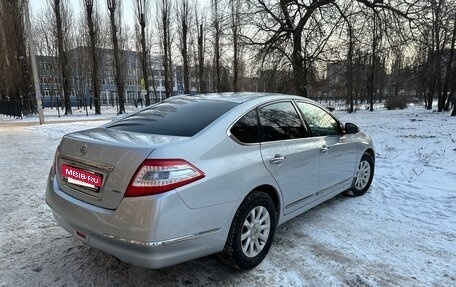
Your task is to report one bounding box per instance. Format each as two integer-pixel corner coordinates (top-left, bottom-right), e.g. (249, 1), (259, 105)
(30, 0), (137, 28)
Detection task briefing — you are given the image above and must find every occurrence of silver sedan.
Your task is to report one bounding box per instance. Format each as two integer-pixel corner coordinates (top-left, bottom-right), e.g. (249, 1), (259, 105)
(46, 93), (375, 270)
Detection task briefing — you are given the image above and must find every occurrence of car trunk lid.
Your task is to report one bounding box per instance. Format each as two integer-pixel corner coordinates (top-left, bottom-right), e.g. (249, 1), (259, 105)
(55, 127), (186, 209)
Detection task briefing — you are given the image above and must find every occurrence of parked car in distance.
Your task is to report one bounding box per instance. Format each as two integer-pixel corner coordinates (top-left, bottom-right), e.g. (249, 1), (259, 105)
(46, 93), (375, 270)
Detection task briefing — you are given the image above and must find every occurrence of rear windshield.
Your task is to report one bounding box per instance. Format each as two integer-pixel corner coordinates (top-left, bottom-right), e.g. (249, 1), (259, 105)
(107, 97), (238, 137)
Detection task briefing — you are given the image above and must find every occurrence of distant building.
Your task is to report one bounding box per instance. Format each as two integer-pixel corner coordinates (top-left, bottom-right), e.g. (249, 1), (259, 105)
(36, 47), (192, 107)
(36, 55), (61, 98)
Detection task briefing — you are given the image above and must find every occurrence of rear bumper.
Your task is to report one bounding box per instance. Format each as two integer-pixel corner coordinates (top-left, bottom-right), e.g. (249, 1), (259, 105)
(46, 171), (235, 268)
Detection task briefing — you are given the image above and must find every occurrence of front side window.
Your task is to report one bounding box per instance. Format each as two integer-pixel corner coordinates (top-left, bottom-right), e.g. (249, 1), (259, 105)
(230, 109), (259, 144)
(259, 102), (308, 142)
(296, 102), (340, 136)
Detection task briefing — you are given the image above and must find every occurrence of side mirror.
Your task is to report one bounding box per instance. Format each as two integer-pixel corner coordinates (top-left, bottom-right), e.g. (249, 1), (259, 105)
(345, 122), (359, 134)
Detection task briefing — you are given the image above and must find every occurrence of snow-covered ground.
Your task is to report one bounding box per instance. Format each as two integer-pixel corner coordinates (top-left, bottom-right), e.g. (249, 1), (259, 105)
(0, 105), (455, 287)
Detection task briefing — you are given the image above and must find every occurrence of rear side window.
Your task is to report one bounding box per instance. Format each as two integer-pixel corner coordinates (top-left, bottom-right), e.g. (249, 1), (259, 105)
(259, 102), (309, 142)
(107, 98), (238, 137)
(230, 109), (259, 143)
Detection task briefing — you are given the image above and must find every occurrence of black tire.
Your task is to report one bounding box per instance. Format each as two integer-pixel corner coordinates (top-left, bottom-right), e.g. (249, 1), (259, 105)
(350, 153), (374, 196)
(219, 191), (277, 270)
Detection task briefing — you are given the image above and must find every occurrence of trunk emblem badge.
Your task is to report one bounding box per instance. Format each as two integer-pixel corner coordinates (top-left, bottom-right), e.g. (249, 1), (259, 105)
(80, 145), (88, 156)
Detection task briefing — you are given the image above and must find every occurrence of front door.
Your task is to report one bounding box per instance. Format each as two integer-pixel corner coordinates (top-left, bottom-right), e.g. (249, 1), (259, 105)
(295, 102), (357, 195)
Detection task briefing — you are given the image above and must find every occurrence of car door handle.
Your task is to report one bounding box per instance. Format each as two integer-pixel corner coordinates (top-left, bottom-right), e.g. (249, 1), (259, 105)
(319, 145), (330, 153)
(270, 155), (286, 164)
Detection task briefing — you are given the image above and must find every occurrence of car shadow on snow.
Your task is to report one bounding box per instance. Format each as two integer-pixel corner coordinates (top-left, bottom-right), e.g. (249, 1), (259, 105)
(71, 247), (253, 286)
(44, 193), (356, 286)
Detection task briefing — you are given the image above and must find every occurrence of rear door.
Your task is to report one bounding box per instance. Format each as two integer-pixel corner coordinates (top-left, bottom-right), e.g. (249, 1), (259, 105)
(258, 101), (320, 215)
(295, 102), (358, 195)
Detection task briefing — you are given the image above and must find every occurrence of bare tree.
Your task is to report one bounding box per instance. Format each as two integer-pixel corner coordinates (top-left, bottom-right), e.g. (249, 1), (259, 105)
(177, 0), (190, 94)
(434, 0), (444, 111)
(33, 6), (61, 109)
(442, 12), (456, 112)
(245, 0), (342, 97)
(230, 0), (242, 92)
(159, 0), (173, 98)
(73, 29), (90, 108)
(449, 13), (456, 116)
(451, 70), (456, 115)
(244, 0), (414, 101)
(369, 3), (378, 111)
(195, 7), (206, 93)
(408, 0), (455, 111)
(0, 0), (32, 114)
(333, 2), (355, 112)
(211, 0), (222, 92)
(52, 0), (72, 114)
(135, 0), (151, 106)
(107, 0), (125, 113)
(83, 0), (101, 114)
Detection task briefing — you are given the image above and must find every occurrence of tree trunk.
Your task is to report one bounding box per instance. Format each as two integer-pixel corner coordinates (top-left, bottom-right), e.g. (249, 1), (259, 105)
(85, 0), (101, 114)
(180, 0), (189, 94)
(450, 82), (456, 116)
(54, 0), (72, 115)
(0, 1), (33, 113)
(182, 19), (189, 94)
(450, 63), (456, 116)
(212, 0), (221, 92)
(347, 24), (354, 113)
(108, 0), (125, 114)
(370, 7), (376, 112)
(426, 27), (436, 110)
(434, 0), (444, 112)
(168, 31), (173, 97)
(141, 23), (150, 105)
(443, 12), (456, 111)
(286, 0), (333, 97)
(162, 0), (172, 98)
(136, 1), (151, 106)
(427, 75), (436, 110)
(291, 45), (308, 97)
(198, 23), (205, 93)
(231, 0), (240, 92)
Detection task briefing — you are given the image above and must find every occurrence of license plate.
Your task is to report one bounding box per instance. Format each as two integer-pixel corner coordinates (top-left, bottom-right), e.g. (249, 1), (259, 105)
(61, 164), (102, 189)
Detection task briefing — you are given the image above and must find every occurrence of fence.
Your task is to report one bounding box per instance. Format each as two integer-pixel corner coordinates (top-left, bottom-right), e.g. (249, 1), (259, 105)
(1, 92), (175, 119)
(0, 100), (22, 118)
(41, 93), (166, 109)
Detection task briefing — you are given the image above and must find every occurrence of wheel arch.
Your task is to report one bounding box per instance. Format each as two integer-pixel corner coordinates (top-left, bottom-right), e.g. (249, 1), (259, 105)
(251, 184), (280, 215)
(220, 186), (279, 269)
(364, 148), (375, 163)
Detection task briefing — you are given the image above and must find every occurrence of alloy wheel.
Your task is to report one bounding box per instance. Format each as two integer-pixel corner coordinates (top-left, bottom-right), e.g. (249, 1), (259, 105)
(355, 160), (371, 190)
(241, 206), (271, 258)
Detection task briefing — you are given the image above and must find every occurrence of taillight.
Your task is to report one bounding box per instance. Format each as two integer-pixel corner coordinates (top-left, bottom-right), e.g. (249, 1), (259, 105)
(125, 159), (205, 197)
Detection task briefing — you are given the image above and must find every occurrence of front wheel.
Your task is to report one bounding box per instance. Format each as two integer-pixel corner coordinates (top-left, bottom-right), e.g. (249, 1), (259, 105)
(350, 153), (374, 196)
(220, 191), (277, 270)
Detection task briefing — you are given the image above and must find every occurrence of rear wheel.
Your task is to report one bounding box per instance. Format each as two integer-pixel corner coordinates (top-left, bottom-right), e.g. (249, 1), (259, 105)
(350, 153), (374, 196)
(220, 191), (277, 270)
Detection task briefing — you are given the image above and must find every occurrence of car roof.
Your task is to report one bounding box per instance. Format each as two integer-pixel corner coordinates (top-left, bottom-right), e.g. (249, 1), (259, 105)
(170, 92), (306, 104)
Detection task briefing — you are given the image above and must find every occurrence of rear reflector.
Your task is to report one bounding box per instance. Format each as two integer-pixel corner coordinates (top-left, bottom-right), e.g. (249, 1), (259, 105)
(125, 159), (205, 197)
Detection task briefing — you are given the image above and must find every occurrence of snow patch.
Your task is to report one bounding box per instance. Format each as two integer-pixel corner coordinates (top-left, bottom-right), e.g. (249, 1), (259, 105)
(0, 107), (455, 286)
